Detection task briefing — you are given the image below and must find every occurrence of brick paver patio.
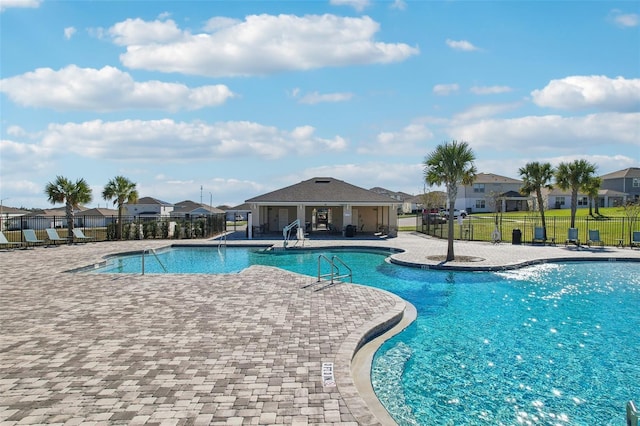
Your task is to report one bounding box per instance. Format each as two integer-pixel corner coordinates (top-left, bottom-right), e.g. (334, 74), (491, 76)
(1, 232), (638, 425)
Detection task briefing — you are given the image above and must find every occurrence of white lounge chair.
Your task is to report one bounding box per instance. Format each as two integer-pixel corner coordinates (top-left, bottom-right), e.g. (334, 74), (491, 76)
(73, 228), (95, 242)
(0, 231), (21, 249)
(46, 228), (67, 246)
(22, 229), (46, 248)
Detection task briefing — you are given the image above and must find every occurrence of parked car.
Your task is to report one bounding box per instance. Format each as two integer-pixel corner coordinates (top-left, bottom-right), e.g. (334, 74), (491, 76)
(440, 209), (468, 218)
(423, 213), (447, 224)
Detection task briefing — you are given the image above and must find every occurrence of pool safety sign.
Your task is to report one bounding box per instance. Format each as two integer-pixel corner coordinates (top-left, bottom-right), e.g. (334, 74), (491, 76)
(322, 362), (335, 387)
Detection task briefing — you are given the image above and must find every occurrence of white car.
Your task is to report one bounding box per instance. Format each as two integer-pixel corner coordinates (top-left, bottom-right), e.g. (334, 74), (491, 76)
(441, 209), (468, 218)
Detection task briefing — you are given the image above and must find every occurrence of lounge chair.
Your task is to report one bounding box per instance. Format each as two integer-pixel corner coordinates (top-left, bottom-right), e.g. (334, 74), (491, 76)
(73, 228), (95, 242)
(46, 228), (67, 246)
(587, 229), (604, 248)
(0, 231), (21, 249)
(533, 227), (545, 244)
(565, 228), (580, 246)
(22, 229), (46, 248)
(632, 231), (640, 249)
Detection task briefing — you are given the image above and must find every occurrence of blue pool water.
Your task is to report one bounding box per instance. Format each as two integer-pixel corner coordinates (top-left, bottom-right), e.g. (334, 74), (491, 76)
(91, 247), (640, 425)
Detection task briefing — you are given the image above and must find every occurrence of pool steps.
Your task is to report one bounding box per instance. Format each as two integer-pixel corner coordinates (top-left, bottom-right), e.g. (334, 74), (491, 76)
(317, 254), (352, 284)
(141, 248), (167, 274)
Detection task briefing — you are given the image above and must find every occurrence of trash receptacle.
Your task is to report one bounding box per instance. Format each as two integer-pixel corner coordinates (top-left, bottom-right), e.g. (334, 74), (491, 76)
(345, 225), (355, 237)
(512, 228), (522, 245)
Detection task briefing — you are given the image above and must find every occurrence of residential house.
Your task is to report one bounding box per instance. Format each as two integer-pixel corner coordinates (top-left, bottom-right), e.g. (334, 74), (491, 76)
(171, 200), (226, 218)
(542, 188), (590, 210)
(78, 207), (119, 228)
(124, 197), (174, 219)
(18, 206), (89, 230)
(600, 167), (640, 205)
(245, 177), (400, 237)
(456, 173), (529, 213)
(225, 203), (251, 222)
(0, 206), (30, 231)
(370, 187), (415, 214)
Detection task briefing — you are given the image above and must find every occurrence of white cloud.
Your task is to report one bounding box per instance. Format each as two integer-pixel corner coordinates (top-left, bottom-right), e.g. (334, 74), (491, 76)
(445, 39), (480, 51)
(608, 9), (639, 28)
(0, 65), (235, 111)
(470, 85), (513, 95)
(298, 91), (354, 104)
(111, 14), (419, 77)
(390, 0), (407, 11)
(531, 75), (640, 112)
(358, 123), (434, 155)
(32, 119), (347, 161)
(433, 83), (459, 96)
(64, 27), (76, 40)
(452, 102), (521, 121)
(0, 0), (41, 12)
(329, 0), (371, 12)
(452, 112), (640, 152)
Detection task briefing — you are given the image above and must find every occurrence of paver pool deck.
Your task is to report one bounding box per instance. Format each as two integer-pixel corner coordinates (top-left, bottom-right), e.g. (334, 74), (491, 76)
(1, 232), (639, 425)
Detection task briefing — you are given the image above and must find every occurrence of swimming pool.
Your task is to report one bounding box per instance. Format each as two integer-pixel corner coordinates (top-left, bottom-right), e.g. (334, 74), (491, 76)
(89, 247), (639, 424)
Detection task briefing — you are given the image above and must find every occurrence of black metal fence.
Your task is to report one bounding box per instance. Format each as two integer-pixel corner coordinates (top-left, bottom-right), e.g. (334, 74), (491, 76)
(1, 214), (227, 244)
(418, 214), (640, 247)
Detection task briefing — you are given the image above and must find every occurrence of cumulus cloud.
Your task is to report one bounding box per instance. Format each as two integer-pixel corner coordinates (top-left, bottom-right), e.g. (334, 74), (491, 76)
(357, 123), (433, 155)
(0, 0), (41, 12)
(33, 119), (347, 161)
(0, 65), (235, 111)
(452, 112), (639, 152)
(531, 75), (640, 112)
(110, 14), (419, 77)
(329, 0), (371, 12)
(297, 91), (354, 104)
(470, 85), (513, 95)
(608, 9), (639, 28)
(445, 39), (480, 51)
(64, 26), (76, 40)
(433, 83), (459, 96)
(452, 102), (522, 121)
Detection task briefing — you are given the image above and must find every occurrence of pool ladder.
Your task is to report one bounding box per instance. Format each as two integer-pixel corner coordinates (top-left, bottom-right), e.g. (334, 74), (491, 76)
(628, 401), (638, 426)
(141, 248), (167, 274)
(317, 255), (352, 284)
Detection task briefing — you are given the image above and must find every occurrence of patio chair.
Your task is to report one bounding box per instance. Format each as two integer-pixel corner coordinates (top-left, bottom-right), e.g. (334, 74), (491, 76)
(632, 231), (640, 249)
(0, 231), (22, 250)
(565, 228), (580, 246)
(587, 229), (604, 248)
(73, 228), (95, 243)
(22, 229), (46, 248)
(46, 228), (67, 246)
(532, 227), (545, 244)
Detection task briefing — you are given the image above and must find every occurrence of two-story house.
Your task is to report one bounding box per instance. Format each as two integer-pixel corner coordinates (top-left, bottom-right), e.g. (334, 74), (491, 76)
(124, 197), (174, 219)
(455, 173), (529, 213)
(600, 167), (640, 205)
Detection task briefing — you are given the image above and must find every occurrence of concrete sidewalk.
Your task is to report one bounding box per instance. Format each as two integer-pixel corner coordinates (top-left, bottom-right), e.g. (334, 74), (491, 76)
(1, 233), (638, 425)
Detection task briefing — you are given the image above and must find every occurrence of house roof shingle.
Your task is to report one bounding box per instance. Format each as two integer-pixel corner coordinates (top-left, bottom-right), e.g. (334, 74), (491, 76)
(246, 177), (398, 204)
(473, 173), (522, 184)
(600, 167), (640, 180)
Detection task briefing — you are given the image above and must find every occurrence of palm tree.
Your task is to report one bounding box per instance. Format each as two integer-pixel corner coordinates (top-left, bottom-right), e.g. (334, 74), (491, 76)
(555, 159), (597, 228)
(583, 175), (602, 217)
(102, 176), (138, 240)
(519, 162), (554, 240)
(424, 140), (477, 261)
(44, 176), (93, 240)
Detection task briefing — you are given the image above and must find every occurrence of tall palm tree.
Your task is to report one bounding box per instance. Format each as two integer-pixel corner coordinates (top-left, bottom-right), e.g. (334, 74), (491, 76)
(555, 159), (597, 228)
(102, 176), (138, 240)
(45, 176), (93, 240)
(424, 140), (477, 261)
(519, 162), (554, 240)
(583, 175), (602, 216)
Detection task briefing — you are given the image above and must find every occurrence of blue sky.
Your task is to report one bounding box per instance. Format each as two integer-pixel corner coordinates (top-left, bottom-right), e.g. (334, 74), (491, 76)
(1, 0), (639, 209)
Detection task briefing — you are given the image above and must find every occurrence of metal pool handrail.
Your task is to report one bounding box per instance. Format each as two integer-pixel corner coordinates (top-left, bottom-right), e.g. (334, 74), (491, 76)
(317, 255), (352, 284)
(141, 248), (168, 274)
(628, 401), (638, 426)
